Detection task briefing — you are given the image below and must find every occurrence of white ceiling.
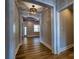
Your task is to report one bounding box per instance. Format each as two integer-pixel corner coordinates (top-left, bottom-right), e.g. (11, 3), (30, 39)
(18, 1), (43, 13)
(23, 1), (43, 10)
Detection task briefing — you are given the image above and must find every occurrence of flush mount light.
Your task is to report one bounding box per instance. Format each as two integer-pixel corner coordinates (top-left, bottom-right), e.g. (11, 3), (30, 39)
(29, 5), (37, 14)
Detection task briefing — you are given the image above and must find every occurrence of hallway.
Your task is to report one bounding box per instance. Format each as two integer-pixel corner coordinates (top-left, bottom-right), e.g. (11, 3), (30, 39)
(16, 37), (73, 59)
(5, 0), (74, 59)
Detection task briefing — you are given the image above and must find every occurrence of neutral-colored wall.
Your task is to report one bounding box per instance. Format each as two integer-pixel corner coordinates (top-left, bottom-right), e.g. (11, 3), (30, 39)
(59, 8), (73, 49)
(14, 3), (20, 51)
(23, 20), (40, 37)
(5, 0), (21, 59)
(41, 7), (52, 49)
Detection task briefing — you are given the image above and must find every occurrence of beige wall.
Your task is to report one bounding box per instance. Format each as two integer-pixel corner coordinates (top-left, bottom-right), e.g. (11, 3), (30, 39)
(41, 7), (52, 48)
(14, 4), (20, 50)
(60, 8), (73, 48)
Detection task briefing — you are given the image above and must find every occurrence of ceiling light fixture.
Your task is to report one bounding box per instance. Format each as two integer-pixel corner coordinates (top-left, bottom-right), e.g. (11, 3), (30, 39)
(29, 5), (37, 14)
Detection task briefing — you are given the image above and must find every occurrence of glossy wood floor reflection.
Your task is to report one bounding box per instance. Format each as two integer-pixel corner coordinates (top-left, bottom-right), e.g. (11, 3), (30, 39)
(16, 37), (73, 59)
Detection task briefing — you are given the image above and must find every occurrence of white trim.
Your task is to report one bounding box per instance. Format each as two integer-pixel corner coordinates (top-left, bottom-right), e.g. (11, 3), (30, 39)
(40, 40), (52, 50)
(51, 7), (54, 54)
(51, 5), (58, 54)
(53, 5), (58, 54)
(15, 43), (22, 56)
(56, 12), (60, 53)
(58, 1), (73, 12)
(27, 35), (39, 37)
(39, 13), (42, 42)
(35, 0), (55, 7)
(58, 44), (73, 54)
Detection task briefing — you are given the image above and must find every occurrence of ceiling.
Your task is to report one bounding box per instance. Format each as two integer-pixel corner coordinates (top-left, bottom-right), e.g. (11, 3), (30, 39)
(23, 1), (43, 12)
(16, 0), (45, 21)
(16, 0), (55, 21)
(17, 1), (43, 14)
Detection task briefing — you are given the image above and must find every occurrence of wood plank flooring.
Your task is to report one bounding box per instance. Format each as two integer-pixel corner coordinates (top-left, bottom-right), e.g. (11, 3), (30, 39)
(16, 37), (74, 59)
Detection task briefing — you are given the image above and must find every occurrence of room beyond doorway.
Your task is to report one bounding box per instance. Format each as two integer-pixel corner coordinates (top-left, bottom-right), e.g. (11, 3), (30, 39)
(23, 17), (40, 38)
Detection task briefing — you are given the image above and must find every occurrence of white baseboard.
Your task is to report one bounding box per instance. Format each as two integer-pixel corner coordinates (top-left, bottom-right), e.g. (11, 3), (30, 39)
(40, 41), (52, 50)
(58, 44), (73, 54)
(15, 43), (22, 56)
(27, 35), (39, 37)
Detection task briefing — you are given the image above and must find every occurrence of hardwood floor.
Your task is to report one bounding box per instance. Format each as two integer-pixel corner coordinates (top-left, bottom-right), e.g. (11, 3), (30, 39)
(16, 37), (74, 59)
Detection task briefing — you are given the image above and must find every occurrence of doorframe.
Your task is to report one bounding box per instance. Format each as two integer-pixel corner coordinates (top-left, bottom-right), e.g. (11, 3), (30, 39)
(33, 1), (59, 54)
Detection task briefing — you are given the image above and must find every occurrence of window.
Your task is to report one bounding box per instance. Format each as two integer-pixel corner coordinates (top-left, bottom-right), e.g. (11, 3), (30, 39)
(13, 24), (15, 33)
(34, 25), (40, 32)
(24, 27), (27, 35)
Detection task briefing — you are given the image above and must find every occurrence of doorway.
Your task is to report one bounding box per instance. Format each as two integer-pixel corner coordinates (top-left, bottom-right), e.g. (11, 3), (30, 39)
(58, 4), (74, 53)
(23, 17), (40, 38)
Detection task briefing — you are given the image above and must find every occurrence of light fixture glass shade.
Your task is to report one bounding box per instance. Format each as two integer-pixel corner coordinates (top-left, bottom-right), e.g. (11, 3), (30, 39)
(29, 5), (37, 14)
